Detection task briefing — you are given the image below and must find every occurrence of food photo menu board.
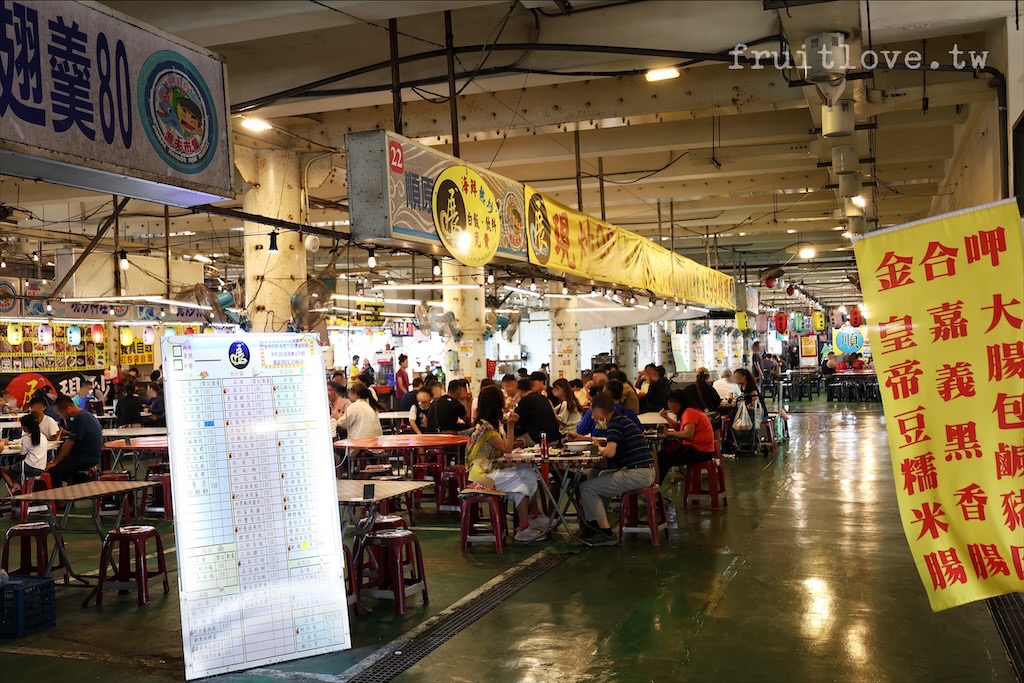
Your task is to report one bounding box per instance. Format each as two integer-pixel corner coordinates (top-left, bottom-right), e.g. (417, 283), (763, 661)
(161, 334), (350, 680)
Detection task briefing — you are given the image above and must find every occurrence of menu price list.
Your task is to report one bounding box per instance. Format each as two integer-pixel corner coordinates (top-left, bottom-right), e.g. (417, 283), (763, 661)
(169, 359), (349, 680)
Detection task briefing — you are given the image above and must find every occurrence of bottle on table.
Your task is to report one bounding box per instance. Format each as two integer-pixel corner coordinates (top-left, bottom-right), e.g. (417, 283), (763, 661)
(540, 433), (549, 458)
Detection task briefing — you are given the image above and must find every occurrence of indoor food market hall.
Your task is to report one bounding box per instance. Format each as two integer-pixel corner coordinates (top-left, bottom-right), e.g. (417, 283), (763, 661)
(0, 1), (1021, 682)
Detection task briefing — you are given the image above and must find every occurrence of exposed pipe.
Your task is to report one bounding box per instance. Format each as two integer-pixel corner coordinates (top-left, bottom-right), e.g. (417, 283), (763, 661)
(164, 205), (171, 299)
(389, 18), (403, 134)
(232, 40), (768, 113)
(112, 194), (120, 295)
(444, 10), (460, 156)
(52, 197), (130, 299)
(574, 129), (583, 210)
(597, 156), (606, 221)
(189, 204), (350, 241)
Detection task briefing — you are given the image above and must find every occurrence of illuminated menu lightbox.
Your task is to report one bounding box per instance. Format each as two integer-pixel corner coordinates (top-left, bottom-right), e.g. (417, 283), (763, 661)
(162, 334), (350, 680)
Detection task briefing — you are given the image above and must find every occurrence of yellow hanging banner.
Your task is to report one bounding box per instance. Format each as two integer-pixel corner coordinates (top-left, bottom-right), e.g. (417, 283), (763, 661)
(524, 186), (734, 310)
(853, 199), (1024, 611)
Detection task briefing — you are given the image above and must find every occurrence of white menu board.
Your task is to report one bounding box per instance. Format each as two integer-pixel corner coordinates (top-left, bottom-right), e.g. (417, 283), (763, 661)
(162, 334), (350, 680)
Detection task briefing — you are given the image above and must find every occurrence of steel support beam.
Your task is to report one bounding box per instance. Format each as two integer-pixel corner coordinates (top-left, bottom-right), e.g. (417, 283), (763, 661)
(51, 196), (130, 298)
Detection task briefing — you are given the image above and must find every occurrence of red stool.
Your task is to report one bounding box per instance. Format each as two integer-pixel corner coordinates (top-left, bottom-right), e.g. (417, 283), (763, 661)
(358, 514), (409, 531)
(683, 458), (728, 510)
(1, 522), (68, 582)
(618, 485), (670, 545)
(95, 525), (170, 606)
(96, 471), (133, 521)
(412, 462), (442, 508)
(459, 493), (506, 554)
(436, 466), (466, 516)
(355, 529), (428, 616)
(12, 474), (55, 522)
(140, 473), (173, 522)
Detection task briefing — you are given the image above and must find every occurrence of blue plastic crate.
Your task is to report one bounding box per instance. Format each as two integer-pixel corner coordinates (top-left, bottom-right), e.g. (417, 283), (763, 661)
(1, 575), (57, 639)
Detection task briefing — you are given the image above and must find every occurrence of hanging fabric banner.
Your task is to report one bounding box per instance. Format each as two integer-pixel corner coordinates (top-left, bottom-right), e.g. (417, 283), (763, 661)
(853, 198), (1024, 611)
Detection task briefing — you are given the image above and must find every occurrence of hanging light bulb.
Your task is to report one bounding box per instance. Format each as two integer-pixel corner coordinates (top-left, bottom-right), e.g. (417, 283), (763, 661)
(662, 300), (669, 310)
(41, 278), (47, 285)
(118, 249), (129, 271)
(367, 249), (377, 268)
(120, 326), (135, 346)
(45, 300), (53, 312)
(629, 295), (636, 305)
(529, 278), (537, 292)
(562, 283), (569, 295)
(67, 325), (82, 346)
(31, 251), (39, 262)
(268, 231), (280, 253)
(674, 301), (681, 311)
(432, 259), (441, 276)
(0, 259), (6, 268)
(107, 306), (115, 316)
(486, 270), (495, 285)
(159, 307), (167, 318)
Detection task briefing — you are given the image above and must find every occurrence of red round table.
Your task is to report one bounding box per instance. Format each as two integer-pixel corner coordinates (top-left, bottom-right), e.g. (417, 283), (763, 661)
(334, 434), (469, 476)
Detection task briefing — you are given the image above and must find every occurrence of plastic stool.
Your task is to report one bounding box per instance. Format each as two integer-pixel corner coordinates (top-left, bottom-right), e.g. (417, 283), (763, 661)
(436, 466), (467, 515)
(458, 493), (506, 554)
(95, 525), (169, 606)
(96, 471), (133, 521)
(618, 485), (670, 545)
(358, 514), (409, 531)
(683, 458), (728, 510)
(12, 474), (55, 522)
(355, 529), (428, 616)
(412, 462), (442, 508)
(139, 473), (173, 522)
(1, 522), (68, 583)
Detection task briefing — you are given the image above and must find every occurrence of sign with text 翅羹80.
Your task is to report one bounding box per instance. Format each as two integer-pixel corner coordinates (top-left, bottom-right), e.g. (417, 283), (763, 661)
(0, 0), (232, 206)
(853, 198), (1024, 612)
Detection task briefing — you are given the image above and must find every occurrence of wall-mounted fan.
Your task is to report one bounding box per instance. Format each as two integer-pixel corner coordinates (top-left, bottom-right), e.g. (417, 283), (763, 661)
(290, 276), (332, 332)
(176, 284), (228, 324)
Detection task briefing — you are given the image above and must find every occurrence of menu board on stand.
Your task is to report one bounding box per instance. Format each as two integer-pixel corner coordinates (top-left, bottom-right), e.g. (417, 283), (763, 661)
(162, 334), (350, 680)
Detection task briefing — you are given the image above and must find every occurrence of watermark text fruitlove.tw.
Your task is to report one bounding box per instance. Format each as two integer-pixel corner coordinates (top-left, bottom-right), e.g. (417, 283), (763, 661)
(729, 44), (989, 72)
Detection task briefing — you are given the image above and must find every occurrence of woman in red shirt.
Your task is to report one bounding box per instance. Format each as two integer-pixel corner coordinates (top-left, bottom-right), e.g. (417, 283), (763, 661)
(656, 389), (717, 486)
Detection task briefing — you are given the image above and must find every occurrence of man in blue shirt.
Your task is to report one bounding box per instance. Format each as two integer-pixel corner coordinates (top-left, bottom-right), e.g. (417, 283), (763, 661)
(50, 395), (103, 485)
(570, 382), (641, 441)
(578, 392), (656, 546)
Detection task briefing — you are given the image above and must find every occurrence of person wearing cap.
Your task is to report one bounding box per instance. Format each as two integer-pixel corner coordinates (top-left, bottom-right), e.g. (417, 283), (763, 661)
(513, 375), (562, 447)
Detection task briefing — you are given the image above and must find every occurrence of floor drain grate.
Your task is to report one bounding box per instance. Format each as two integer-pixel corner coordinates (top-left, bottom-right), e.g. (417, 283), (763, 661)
(988, 592), (1024, 683)
(345, 553), (568, 683)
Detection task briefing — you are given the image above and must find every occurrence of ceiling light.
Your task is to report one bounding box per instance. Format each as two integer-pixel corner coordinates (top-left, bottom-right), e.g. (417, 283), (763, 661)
(367, 249), (377, 269)
(645, 67), (680, 82)
(487, 270), (495, 285)
(529, 278), (538, 292)
(0, 260), (5, 268)
(566, 306), (634, 313)
(786, 229), (796, 234)
(662, 300), (669, 310)
(229, 226), (245, 232)
(330, 293), (422, 306)
(241, 117), (273, 132)
(629, 296), (636, 305)
(841, 231), (853, 239)
(31, 251), (39, 262)
(371, 283), (478, 291)
(687, 306), (709, 313)
(159, 308), (167, 318)
(562, 283), (569, 295)
(502, 284), (542, 298)
(799, 246), (816, 259)
(45, 301), (53, 312)
(118, 250), (129, 271)
(432, 258), (441, 276)
(268, 231), (280, 253)
(192, 253), (212, 264)
(851, 195), (866, 208)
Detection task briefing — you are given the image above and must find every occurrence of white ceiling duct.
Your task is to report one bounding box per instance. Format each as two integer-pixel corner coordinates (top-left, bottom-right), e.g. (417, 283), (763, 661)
(822, 101), (855, 137)
(839, 173), (862, 198)
(830, 145), (858, 174)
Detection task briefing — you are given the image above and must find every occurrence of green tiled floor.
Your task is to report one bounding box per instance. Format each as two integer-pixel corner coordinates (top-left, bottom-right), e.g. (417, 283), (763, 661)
(1, 400), (1015, 682)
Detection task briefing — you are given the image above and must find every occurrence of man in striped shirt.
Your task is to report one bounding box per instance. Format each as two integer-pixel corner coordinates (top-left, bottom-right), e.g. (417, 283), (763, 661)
(578, 391), (656, 546)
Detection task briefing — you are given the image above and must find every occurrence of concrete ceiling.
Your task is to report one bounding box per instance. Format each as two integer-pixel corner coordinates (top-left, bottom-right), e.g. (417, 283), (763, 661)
(0, 0), (1017, 309)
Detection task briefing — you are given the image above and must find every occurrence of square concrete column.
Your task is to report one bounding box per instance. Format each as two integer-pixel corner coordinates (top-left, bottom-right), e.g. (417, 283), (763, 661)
(549, 296), (580, 380)
(440, 261), (486, 387)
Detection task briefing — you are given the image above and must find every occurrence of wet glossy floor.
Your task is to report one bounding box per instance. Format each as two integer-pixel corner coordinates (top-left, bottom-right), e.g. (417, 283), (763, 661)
(2, 401), (1016, 682)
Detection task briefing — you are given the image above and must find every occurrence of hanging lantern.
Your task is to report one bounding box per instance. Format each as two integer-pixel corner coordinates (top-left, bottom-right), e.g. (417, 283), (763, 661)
(793, 312), (806, 333)
(774, 312), (788, 334)
(143, 326), (156, 345)
(203, 326), (215, 335)
(830, 308), (845, 329)
(764, 276), (777, 289)
(184, 327), (195, 336)
(163, 326), (176, 337)
(120, 326), (135, 346)
(812, 310), (826, 331)
(786, 285), (796, 296)
(6, 322), (22, 345)
(67, 324), (82, 346)
(37, 323), (53, 345)
(849, 305), (864, 327)
(734, 311), (748, 331)
(755, 313), (769, 333)
(91, 323), (105, 343)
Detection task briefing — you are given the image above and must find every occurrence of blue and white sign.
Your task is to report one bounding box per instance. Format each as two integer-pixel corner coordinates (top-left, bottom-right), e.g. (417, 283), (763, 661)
(0, 1), (232, 206)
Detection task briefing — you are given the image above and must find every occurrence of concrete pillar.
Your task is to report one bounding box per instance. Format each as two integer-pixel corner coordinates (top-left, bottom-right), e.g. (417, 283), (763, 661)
(441, 261), (486, 387)
(549, 296), (580, 380)
(238, 148), (306, 333)
(654, 321), (675, 374)
(612, 325), (638, 379)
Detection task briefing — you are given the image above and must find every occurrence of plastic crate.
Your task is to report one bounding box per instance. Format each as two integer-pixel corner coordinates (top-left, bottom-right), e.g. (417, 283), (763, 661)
(1, 575), (57, 639)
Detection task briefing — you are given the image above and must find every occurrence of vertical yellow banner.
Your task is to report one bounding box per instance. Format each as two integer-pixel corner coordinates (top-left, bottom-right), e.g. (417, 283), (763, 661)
(853, 199), (1024, 611)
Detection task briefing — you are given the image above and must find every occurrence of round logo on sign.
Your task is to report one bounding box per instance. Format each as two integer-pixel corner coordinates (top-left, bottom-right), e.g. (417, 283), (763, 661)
(431, 166), (500, 267)
(228, 341), (250, 369)
(0, 280), (17, 315)
(388, 140), (405, 174)
(138, 50), (218, 174)
(527, 192), (551, 265)
(834, 329), (864, 354)
(500, 191), (525, 252)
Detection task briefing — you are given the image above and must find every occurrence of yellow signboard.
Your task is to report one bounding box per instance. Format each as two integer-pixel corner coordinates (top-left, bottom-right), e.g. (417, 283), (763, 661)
(853, 199), (1024, 611)
(431, 166), (501, 267)
(525, 187), (734, 310)
(120, 340), (155, 366)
